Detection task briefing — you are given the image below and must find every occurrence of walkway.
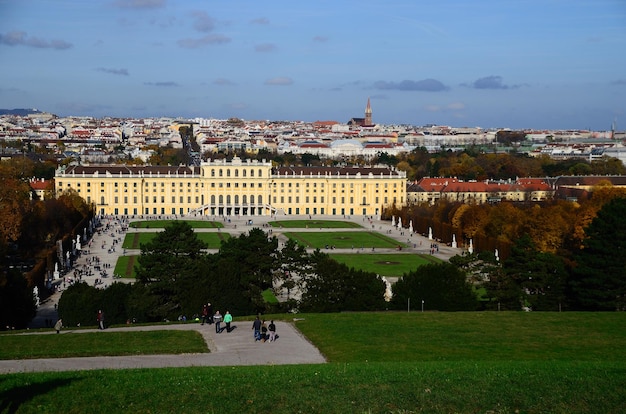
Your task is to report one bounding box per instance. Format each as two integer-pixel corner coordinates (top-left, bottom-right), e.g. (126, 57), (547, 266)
(1, 319), (325, 374)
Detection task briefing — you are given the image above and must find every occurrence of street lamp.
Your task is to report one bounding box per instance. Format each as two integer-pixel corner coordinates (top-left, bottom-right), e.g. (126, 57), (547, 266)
(421, 300), (424, 312)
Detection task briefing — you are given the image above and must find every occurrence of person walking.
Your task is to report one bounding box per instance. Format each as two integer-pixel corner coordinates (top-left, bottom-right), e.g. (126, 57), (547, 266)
(252, 316), (262, 341)
(201, 304), (209, 325)
(97, 310), (105, 330)
(213, 310), (222, 333)
(268, 320), (276, 342)
(54, 318), (63, 334)
(223, 311), (233, 333)
(261, 320), (268, 342)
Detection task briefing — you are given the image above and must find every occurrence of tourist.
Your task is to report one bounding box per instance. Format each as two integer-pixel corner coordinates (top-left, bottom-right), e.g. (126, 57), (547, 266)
(224, 311), (233, 333)
(261, 320), (268, 342)
(213, 310), (222, 333)
(268, 320), (276, 342)
(252, 316), (262, 341)
(201, 304), (209, 325)
(54, 318), (63, 334)
(97, 309), (105, 330)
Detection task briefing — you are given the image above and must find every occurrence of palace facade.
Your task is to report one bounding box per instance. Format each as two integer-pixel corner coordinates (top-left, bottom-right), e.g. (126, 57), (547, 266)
(54, 157), (406, 217)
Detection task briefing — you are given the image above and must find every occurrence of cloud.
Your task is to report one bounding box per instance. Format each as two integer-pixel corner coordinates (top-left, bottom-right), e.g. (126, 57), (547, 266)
(144, 81), (180, 87)
(214, 78), (236, 86)
(264, 77), (293, 86)
(374, 79), (448, 92)
(472, 75), (508, 89)
(177, 34), (231, 48)
(96, 67), (129, 76)
(250, 17), (269, 25)
(313, 36), (328, 43)
(254, 43), (276, 53)
(0, 31), (72, 50)
(611, 79), (626, 86)
(466, 75), (525, 90)
(191, 11), (215, 33)
(112, 0), (165, 9)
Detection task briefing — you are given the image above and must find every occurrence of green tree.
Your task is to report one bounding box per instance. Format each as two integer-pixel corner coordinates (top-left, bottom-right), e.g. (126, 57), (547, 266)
(569, 197), (626, 310)
(391, 262), (478, 311)
(299, 251), (386, 312)
(390, 262), (478, 311)
(501, 234), (567, 311)
(135, 221), (208, 320)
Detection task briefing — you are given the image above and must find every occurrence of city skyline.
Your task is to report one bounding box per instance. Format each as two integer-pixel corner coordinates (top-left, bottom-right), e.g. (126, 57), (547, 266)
(0, 0), (625, 130)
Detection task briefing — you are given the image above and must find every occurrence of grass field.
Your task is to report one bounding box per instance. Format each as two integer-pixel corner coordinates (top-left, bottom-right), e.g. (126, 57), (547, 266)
(129, 220), (224, 228)
(284, 231), (407, 249)
(330, 253), (440, 277)
(1, 312), (625, 413)
(270, 219), (363, 228)
(0, 330), (207, 360)
(121, 231), (230, 249)
(113, 255), (138, 279)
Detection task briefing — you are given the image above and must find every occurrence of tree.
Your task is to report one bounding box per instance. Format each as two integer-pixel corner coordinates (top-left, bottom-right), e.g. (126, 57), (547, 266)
(569, 197), (626, 310)
(299, 251), (386, 312)
(0, 269), (36, 329)
(135, 221), (208, 319)
(501, 234), (567, 311)
(390, 262), (478, 311)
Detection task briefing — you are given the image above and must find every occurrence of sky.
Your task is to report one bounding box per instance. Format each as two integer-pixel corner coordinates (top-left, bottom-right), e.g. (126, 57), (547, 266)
(0, 0), (625, 130)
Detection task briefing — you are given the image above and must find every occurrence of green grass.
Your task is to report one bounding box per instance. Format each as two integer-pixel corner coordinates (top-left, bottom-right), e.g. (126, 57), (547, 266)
(0, 330), (207, 360)
(269, 219), (363, 228)
(129, 220), (224, 228)
(284, 231), (407, 249)
(114, 255), (138, 278)
(1, 362), (624, 413)
(2, 313), (625, 413)
(294, 312), (626, 363)
(330, 253), (441, 277)
(122, 232), (230, 249)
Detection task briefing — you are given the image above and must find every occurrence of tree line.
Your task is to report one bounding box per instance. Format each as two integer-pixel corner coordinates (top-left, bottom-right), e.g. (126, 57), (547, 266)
(0, 156), (92, 329)
(59, 195), (626, 327)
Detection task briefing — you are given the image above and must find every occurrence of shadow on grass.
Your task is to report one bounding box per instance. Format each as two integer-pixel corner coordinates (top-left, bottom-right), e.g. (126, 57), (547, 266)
(0, 377), (77, 414)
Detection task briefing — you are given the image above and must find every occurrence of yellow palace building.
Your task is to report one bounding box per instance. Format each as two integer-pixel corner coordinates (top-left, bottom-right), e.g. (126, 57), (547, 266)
(55, 157), (407, 218)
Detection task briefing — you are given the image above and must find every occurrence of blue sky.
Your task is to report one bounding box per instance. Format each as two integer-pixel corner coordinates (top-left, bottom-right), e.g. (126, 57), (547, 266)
(0, 0), (625, 130)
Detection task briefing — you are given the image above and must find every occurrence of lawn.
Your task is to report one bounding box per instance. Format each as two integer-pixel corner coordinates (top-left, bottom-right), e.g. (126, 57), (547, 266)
(283, 231), (407, 249)
(269, 219), (362, 228)
(121, 231), (230, 249)
(330, 253), (440, 277)
(1, 312), (625, 413)
(0, 330), (207, 360)
(129, 220), (224, 228)
(114, 255), (139, 279)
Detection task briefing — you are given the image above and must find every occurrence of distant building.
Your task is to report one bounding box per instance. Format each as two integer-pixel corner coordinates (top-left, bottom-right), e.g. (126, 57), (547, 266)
(348, 98), (374, 127)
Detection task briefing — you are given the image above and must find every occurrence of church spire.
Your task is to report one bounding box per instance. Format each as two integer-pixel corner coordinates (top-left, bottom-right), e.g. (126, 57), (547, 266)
(365, 97), (372, 126)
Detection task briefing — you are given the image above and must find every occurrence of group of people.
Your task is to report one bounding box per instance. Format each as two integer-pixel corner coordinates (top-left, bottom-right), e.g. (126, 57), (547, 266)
(201, 303), (233, 333)
(201, 304), (278, 342)
(252, 316), (277, 342)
